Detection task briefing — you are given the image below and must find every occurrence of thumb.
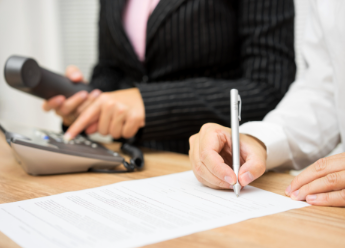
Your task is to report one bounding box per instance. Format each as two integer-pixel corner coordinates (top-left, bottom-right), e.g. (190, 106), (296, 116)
(238, 135), (267, 186)
(238, 158), (265, 186)
(65, 65), (84, 83)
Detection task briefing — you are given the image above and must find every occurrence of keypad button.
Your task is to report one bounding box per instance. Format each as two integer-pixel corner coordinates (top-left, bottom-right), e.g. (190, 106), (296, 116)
(49, 134), (62, 142)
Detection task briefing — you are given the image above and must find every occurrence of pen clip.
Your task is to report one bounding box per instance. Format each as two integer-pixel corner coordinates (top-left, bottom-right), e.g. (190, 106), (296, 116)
(238, 95), (242, 121)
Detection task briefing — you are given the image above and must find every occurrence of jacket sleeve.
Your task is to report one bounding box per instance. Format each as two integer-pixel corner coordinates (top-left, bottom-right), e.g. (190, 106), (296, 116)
(137, 0), (296, 141)
(239, 1), (341, 171)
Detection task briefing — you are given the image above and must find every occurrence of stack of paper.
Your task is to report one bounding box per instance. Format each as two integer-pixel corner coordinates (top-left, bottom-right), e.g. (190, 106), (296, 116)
(0, 171), (309, 248)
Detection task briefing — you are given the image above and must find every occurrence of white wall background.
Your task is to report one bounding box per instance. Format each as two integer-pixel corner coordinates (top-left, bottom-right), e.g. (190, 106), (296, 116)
(0, 0), (63, 131)
(58, 0), (99, 80)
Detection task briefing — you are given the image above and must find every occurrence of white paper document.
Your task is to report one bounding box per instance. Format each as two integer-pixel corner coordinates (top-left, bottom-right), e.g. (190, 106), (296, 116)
(0, 171), (309, 248)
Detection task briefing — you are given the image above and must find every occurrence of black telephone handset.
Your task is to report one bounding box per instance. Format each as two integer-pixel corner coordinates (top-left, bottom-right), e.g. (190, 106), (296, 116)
(3, 55), (144, 174)
(4, 55), (93, 99)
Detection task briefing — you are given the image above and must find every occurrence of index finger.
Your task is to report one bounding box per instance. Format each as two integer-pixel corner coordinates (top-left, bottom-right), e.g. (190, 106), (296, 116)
(42, 95), (65, 111)
(198, 124), (237, 185)
(190, 133), (232, 189)
(64, 100), (102, 140)
(287, 153), (345, 196)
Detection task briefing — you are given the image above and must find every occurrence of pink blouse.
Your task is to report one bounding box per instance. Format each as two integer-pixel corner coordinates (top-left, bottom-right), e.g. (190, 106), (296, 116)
(123, 0), (160, 62)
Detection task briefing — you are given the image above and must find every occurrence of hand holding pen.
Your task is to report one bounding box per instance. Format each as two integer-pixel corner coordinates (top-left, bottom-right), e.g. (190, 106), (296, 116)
(188, 91), (267, 192)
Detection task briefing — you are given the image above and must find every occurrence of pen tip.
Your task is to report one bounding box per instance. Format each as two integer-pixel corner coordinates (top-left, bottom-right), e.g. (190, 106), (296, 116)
(233, 183), (241, 197)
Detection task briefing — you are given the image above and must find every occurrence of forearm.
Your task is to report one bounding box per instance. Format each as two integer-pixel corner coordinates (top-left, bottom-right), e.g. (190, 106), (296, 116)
(138, 78), (285, 141)
(240, 84), (340, 171)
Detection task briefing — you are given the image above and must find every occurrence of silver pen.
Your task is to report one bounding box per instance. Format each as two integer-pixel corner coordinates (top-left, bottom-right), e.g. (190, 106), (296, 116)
(230, 89), (242, 197)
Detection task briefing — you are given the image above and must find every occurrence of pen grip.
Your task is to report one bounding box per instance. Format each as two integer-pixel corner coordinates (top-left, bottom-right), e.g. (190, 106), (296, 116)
(230, 89), (240, 175)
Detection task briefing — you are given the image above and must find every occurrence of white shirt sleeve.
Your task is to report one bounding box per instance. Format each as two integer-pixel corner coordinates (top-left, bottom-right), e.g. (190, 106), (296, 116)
(239, 2), (341, 171)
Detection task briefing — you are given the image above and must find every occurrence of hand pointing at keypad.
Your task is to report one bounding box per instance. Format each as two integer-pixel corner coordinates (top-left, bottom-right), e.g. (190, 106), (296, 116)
(64, 88), (145, 141)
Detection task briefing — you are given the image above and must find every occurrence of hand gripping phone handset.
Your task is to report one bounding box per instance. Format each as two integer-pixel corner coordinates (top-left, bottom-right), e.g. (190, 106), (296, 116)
(2, 55), (144, 174)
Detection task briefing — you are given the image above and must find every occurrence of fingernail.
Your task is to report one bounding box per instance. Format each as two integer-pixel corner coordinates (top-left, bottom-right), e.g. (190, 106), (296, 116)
(291, 190), (300, 200)
(63, 133), (72, 142)
(307, 195), (317, 202)
(239, 171), (254, 186)
(79, 91), (88, 99)
(90, 90), (101, 98)
(224, 176), (235, 185)
(55, 97), (64, 104)
(229, 184), (233, 189)
(71, 72), (81, 80)
(285, 185), (291, 196)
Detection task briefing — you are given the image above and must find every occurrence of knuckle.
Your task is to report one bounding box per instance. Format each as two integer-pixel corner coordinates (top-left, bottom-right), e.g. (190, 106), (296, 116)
(200, 123), (215, 133)
(199, 150), (209, 162)
(194, 161), (203, 175)
(314, 158), (328, 173)
(326, 173), (338, 186)
(99, 93), (109, 102)
(324, 192), (331, 202)
(291, 175), (300, 188)
(303, 182), (311, 194)
(116, 105), (126, 114)
(104, 101), (114, 111)
(128, 113), (140, 123)
(189, 134), (196, 145)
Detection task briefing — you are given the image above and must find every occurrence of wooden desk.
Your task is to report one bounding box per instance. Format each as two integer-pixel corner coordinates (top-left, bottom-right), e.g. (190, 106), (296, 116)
(0, 136), (344, 248)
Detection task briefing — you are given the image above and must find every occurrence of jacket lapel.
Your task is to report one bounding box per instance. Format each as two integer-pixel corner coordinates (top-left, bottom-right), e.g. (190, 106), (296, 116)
(105, 0), (145, 76)
(103, 0), (187, 77)
(146, 0), (187, 47)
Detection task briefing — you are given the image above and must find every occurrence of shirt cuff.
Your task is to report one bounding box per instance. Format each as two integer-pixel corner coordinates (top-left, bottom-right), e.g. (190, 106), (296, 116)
(239, 121), (291, 170)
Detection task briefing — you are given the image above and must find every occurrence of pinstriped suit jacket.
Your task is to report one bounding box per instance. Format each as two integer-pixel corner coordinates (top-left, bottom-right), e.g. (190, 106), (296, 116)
(90, 0), (296, 153)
